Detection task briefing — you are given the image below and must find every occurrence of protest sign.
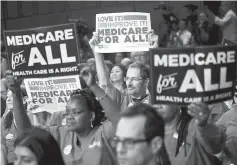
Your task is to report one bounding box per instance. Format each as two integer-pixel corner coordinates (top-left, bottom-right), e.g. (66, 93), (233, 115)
(24, 75), (81, 113)
(150, 46), (237, 105)
(95, 12), (151, 53)
(222, 38), (237, 46)
(3, 23), (80, 78)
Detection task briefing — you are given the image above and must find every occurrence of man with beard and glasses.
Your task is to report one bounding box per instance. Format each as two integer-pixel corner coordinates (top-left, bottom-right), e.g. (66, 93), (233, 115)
(89, 33), (150, 111)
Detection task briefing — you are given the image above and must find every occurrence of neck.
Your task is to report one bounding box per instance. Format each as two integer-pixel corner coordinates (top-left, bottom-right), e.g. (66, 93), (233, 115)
(131, 91), (147, 100)
(165, 113), (180, 134)
(75, 127), (92, 139)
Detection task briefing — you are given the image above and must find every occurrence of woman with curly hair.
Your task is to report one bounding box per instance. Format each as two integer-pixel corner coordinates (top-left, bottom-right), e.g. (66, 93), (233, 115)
(5, 68), (121, 165)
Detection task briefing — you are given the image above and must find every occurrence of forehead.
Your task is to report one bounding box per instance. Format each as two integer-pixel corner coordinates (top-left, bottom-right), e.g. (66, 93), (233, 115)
(15, 146), (36, 158)
(126, 67), (141, 77)
(116, 116), (146, 138)
(112, 66), (122, 71)
(66, 96), (89, 110)
(7, 90), (12, 97)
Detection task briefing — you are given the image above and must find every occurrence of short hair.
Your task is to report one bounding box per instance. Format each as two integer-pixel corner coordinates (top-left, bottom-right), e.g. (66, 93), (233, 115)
(128, 61), (149, 79)
(121, 103), (165, 139)
(121, 58), (133, 68)
(15, 127), (65, 165)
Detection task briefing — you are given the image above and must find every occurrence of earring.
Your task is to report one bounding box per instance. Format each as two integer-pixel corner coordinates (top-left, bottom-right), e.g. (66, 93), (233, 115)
(90, 119), (93, 128)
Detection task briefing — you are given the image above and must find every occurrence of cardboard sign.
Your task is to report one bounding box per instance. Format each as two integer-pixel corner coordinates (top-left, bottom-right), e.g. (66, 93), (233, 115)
(24, 75), (81, 113)
(3, 23), (80, 78)
(222, 38), (237, 46)
(150, 46), (237, 105)
(95, 12), (151, 53)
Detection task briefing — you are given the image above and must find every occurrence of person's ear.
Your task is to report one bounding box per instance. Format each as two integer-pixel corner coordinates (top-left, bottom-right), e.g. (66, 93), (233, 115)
(150, 136), (163, 154)
(23, 96), (28, 105)
(91, 111), (95, 122)
(145, 78), (149, 87)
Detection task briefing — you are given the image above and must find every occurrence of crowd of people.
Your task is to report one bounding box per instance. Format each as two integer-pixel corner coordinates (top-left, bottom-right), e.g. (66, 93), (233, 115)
(1, 1), (237, 165)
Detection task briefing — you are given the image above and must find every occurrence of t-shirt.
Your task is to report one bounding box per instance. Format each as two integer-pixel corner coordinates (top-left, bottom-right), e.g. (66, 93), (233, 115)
(44, 121), (117, 165)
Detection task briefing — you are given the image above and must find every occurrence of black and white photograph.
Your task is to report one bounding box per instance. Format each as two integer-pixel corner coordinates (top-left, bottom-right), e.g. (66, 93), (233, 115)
(1, 1), (237, 165)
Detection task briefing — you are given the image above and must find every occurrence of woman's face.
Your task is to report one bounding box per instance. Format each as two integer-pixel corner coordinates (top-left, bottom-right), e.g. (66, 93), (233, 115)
(154, 104), (179, 122)
(6, 90), (13, 110)
(65, 96), (92, 132)
(110, 66), (124, 82)
(14, 146), (38, 165)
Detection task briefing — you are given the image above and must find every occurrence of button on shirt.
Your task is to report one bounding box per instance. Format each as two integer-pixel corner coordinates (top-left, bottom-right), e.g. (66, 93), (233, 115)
(44, 121), (117, 165)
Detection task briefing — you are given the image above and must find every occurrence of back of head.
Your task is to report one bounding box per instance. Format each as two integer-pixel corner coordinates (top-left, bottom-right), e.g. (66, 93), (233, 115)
(14, 127), (65, 165)
(128, 61), (149, 79)
(122, 103), (164, 139)
(121, 58), (133, 69)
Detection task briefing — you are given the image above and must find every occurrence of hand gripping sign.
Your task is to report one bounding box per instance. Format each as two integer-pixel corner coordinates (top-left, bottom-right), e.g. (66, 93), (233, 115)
(24, 75), (81, 113)
(150, 45), (237, 105)
(3, 23), (80, 78)
(95, 12), (151, 53)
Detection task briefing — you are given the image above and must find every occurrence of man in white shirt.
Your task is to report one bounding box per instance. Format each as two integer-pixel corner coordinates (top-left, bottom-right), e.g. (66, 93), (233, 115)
(171, 19), (193, 47)
(207, 1), (237, 42)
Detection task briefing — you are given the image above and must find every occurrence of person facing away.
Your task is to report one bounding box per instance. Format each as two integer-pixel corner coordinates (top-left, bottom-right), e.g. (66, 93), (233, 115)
(153, 103), (226, 165)
(5, 69), (121, 165)
(113, 103), (170, 165)
(89, 33), (150, 111)
(193, 12), (222, 46)
(206, 1), (237, 42)
(13, 127), (65, 165)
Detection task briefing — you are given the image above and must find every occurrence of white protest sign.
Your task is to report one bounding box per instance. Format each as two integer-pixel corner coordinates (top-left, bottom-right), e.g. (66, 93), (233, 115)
(95, 12), (151, 53)
(24, 75), (81, 113)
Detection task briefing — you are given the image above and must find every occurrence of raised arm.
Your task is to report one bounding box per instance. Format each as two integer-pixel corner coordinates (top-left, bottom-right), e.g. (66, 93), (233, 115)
(89, 32), (112, 87)
(214, 10), (234, 26)
(80, 66), (121, 127)
(188, 102), (226, 154)
(89, 32), (122, 106)
(5, 71), (32, 130)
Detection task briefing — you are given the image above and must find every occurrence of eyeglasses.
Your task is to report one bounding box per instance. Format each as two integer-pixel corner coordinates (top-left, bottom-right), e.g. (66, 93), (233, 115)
(111, 136), (152, 149)
(124, 77), (144, 82)
(63, 110), (86, 117)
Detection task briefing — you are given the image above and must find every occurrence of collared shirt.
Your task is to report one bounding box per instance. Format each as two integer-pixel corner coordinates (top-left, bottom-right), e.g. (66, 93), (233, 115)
(215, 9), (237, 42)
(44, 121), (117, 165)
(105, 83), (150, 111)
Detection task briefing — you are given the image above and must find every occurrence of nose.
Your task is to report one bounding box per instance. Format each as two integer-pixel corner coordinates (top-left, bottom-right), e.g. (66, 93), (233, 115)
(116, 142), (126, 155)
(14, 159), (21, 165)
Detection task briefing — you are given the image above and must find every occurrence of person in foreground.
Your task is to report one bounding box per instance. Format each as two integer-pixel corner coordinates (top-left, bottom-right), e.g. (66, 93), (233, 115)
(13, 127), (65, 165)
(5, 69), (121, 165)
(154, 103), (226, 165)
(113, 103), (170, 165)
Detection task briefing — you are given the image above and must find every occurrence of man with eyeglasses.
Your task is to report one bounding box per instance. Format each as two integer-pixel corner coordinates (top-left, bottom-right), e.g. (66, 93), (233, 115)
(112, 103), (170, 165)
(89, 33), (150, 111)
